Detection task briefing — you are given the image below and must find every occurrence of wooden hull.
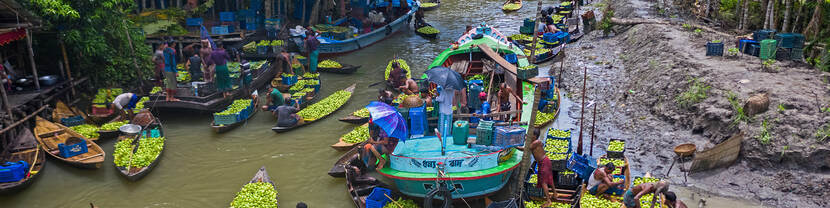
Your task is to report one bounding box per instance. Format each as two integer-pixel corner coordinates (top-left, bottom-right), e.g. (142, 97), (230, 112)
(0, 129), (46, 194)
(34, 117), (105, 169)
(530, 44), (565, 64)
(338, 115), (370, 124)
(147, 62), (276, 111)
(272, 84), (356, 133)
(331, 137), (359, 151)
(96, 115), (125, 141)
(317, 5), (418, 54)
(534, 87), (562, 128)
(318, 64), (361, 74)
(212, 97), (260, 133)
(346, 164), (391, 208)
(52, 101), (87, 123)
(328, 142), (364, 178)
(116, 117), (165, 181)
(231, 166), (278, 206)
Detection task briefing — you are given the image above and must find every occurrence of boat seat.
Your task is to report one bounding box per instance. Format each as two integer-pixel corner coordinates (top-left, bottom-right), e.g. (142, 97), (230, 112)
(450, 60), (469, 74)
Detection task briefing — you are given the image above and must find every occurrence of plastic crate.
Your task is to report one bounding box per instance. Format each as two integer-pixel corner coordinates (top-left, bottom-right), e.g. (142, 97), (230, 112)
(214, 114), (238, 125)
(556, 172), (580, 189)
(739, 40), (758, 53)
(219, 12), (235, 22)
(410, 106), (427, 136)
(91, 106), (113, 115)
(550, 154), (569, 171)
(245, 23), (257, 31)
(257, 45), (269, 55)
(58, 139), (88, 158)
(567, 152), (597, 181)
(365, 187), (392, 208)
(523, 18), (535, 28)
(487, 198), (519, 208)
(212, 26), (229, 35)
(775, 48), (791, 61)
(791, 48), (804, 61)
(524, 167), (544, 198)
(607, 138), (626, 159)
(452, 120), (470, 145)
(519, 25), (534, 35)
(775, 33), (795, 48)
(504, 54), (518, 64)
(0, 161), (29, 183)
(555, 31), (570, 43)
(495, 126), (526, 148)
(760, 39), (778, 60)
(282, 75), (297, 85)
(706, 42), (724, 56)
(265, 19), (281, 31)
(186, 18), (203, 26)
(748, 44), (761, 57)
(517, 65), (538, 80)
(542, 33), (557, 43)
(792, 33), (805, 48)
(753, 29), (776, 41)
(476, 121), (495, 146)
(60, 116), (85, 127)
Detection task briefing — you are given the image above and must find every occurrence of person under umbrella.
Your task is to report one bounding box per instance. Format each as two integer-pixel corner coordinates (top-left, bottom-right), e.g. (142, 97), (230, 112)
(424, 67), (466, 152)
(363, 101), (408, 171)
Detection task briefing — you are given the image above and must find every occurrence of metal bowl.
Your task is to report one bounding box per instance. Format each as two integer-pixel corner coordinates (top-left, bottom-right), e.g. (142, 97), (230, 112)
(38, 75), (59, 86)
(119, 124), (142, 135)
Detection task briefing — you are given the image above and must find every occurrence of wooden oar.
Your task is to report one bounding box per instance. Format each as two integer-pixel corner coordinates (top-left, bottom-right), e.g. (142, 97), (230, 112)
(26, 145), (40, 177)
(384, 193), (403, 208)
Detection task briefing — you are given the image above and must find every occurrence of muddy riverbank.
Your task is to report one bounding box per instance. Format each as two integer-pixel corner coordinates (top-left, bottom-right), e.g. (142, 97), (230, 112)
(553, 0), (829, 207)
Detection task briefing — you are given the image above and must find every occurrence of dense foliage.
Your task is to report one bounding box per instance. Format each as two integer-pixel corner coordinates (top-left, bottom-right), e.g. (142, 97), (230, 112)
(23, 0), (154, 87)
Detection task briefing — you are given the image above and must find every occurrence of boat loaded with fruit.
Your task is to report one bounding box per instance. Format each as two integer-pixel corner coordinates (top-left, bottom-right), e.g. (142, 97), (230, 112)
(212, 94), (259, 133)
(317, 59), (362, 74)
(113, 112), (165, 181)
(313, 1), (419, 54)
(272, 84), (356, 133)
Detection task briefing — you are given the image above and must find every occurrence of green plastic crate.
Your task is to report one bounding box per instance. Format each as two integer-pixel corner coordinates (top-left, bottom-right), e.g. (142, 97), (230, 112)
(759, 39), (778, 60)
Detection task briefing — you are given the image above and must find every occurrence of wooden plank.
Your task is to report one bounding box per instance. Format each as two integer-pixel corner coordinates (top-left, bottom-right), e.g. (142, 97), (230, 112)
(476, 44), (517, 75)
(690, 132), (743, 172)
(76, 153), (104, 161)
(0, 105), (48, 134)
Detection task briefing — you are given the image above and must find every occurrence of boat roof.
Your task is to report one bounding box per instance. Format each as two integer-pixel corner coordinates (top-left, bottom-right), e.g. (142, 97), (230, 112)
(427, 24), (529, 69)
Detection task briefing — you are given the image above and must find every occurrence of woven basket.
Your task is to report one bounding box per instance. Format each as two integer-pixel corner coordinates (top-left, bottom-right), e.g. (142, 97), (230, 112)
(400, 96), (423, 108)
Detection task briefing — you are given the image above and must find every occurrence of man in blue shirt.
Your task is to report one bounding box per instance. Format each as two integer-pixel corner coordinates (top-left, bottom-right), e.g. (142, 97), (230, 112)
(163, 41), (180, 102)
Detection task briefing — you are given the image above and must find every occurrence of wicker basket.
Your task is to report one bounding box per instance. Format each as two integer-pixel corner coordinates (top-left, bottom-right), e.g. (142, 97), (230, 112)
(674, 143), (696, 157)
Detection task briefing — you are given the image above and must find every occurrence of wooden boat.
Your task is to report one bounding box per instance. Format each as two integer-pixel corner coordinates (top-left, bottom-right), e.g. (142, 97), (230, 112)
(338, 108), (370, 124)
(316, 4), (418, 54)
(212, 97), (259, 133)
(328, 142), (365, 178)
(533, 86), (562, 128)
(116, 116), (165, 181)
(346, 164), (393, 208)
(574, 154), (632, 207)
(146, 60), (276, 111)
(415, 27), (439, 39)
(421, 1), (439, 11)
(272, 84), (356, 133)
(231, 166), (278, 207)
(502, 0), (522, 12)
(87, 107), (117, 125)
(96, 115), (125, 141)
(34, 117), (106, 169)
(530, 44), (565, 64)
(52, 101), (87, 124)
(331, 124), (369, 151)
(318, 64), (362, 74)
(0, 128), (46, 193)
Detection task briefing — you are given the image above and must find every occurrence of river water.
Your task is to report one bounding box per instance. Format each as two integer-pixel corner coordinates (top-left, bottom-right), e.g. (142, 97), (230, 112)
(0, 1), (768, 207)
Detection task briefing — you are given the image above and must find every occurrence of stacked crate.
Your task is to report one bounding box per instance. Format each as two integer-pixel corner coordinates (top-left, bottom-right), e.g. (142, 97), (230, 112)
(476, 120), (495, 146)
(759, 39), (778, 60)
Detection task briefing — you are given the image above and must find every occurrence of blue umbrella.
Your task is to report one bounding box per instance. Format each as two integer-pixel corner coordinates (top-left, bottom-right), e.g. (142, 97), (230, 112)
(425, 66), (466, 90)
(366, 101), (409, 141)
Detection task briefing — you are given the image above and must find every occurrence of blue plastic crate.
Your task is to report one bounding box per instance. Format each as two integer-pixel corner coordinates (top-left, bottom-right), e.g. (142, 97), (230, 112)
(504, 54), (518, 64)
(257, 45), (269, 55)
(150, 129), (161, 138)
(60, 116), (85, 127)
(542, 32), (556, 43)
(212, 26), (229, 35)
(58, 139), (88, 158)
(214, 114), (238, 125)
(753, 29), (776, 41)
(739, 39), (758, 53)
(706, 42), (724, 56)
(365, 187), (392, 208)
(748, 44), (761, 57)
(281, 75), (297, 85)
(186, 18), (203, 26)
(219, 12), (236, 22)
(495, 126), (525, 148)
(774, 33), (795, 48)
(555, 31), (570, 43)
(567, 152), (597, 181)
(245, 23), (257, 30)
(0, 161), (29, 183)
(410, 106), (427, 137)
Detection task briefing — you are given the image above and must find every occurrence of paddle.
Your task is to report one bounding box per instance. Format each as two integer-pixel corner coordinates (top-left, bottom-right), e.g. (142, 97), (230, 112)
(26, 144), (40, 177)
(384, 193), (404, 208)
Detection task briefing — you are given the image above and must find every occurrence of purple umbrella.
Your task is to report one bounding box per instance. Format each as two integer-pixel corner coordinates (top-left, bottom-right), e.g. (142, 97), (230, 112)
(366, 101), (408, 141)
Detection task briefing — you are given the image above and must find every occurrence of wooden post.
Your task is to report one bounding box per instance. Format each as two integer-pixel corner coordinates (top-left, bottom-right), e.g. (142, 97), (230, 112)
(577, 67), (587, 155)
(123, 19), (146, 94)
(528, 0), (545, 63)
(589, 100), (597, 156)
(25, 29), (40, 90)
(1, 78), (13, 121)
(513, 82), (542, 195)
(59, 37), (74, 96)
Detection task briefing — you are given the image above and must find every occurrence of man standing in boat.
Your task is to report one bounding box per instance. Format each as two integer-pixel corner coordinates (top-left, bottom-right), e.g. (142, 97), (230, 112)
(162, 40), (181, 102)
(111, 92), (140, 120)
(517, 129), (556, 207)
(304, 31), (320, 74)
(496, 83), (524, 121)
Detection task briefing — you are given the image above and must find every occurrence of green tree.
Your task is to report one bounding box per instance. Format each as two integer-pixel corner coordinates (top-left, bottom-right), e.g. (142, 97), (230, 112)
(22, 0), (153, 88)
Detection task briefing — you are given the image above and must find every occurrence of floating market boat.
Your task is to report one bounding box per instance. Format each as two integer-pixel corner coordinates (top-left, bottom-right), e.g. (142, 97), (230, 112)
(575, 154), (633, 207)
(0, 128), (46, 193)
(329, 142), (365, 178)
(318, 64), (362, 74)
(316, 2), (419, 54)
(415, 24), (439, 39)
(145, 60), (276, 112)
(96, 115), (126, 141)
(339, 108), (370, 124)
(52, 101), (87, 124)
(377, 136), (523, 199)
(346, 163), (395, 208)
(420, 1), (439, 11)
(34, 117), (106, 169)
(384, 59), (412, 91)
(332, 124), (370, 151)
(87, 108), (117, 126)
(115, 115), (165, 181)
(271, 84), (356, 133)
(212, 97), (259, 133)
(231, 166), (278, 207)
(502, 0), (523, 12)
(533, 86), (561, 128)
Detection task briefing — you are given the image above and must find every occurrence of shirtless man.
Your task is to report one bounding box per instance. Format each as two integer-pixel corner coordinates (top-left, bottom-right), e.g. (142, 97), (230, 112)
(496, 83), (524, 121)
(587, 162), (625, 196)
(664, 192), (688, 208)
(625, 181), (670, 208)
(398, 77), (419, 95)
(518, 129), (556, 207)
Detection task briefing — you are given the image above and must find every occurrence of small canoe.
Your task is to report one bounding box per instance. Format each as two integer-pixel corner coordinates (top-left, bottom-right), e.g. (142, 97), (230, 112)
(272, 84), (356, 133)
(421, 2), (439, 11)
(338, 109), (370, 124)
(0, 129), (46, 194)
(530, 44), (565, 64)
(87, 108), (117, 125)
(502, 1), (522, 12)
(331, 124), (370, 151)
(231, 166), (278, 207)
(116, 116), (165, 181)
(415, 28), (439, 39)
(34, 117), (106, 169)
(318, 64), (362, 74)
(96, 115), (125, 141)
(346, 165), (389, 208)
(534, 87), (562, 128)
(328, 142), (365, 178)
(212, 97), (259, 133)
(52, 101), (87, 124)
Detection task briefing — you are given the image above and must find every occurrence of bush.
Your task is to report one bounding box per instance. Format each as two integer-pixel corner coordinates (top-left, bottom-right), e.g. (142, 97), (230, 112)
(727, 91), (751, 125)
(676, 78), (711, 108)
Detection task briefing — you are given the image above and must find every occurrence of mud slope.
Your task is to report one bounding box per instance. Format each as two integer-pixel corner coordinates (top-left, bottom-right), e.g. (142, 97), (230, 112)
(554, 0), (830, 207)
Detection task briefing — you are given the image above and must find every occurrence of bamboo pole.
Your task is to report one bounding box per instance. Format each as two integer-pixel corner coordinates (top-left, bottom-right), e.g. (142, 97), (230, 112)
(25, 29), (39, 90)
(123, 19), (146, 94)
(0, 76), (12, 121)
(0, 105), (47, 135)
(58, 37), (75, 97)
(527, 0), (545, 63)
(513, 83), (542, 196)
(577, 67), (587, 155)
(589, 100), (597, 156)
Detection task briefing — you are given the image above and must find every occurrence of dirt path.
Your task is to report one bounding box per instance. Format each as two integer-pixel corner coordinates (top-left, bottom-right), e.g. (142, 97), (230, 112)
(548, 0), (830, 207)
